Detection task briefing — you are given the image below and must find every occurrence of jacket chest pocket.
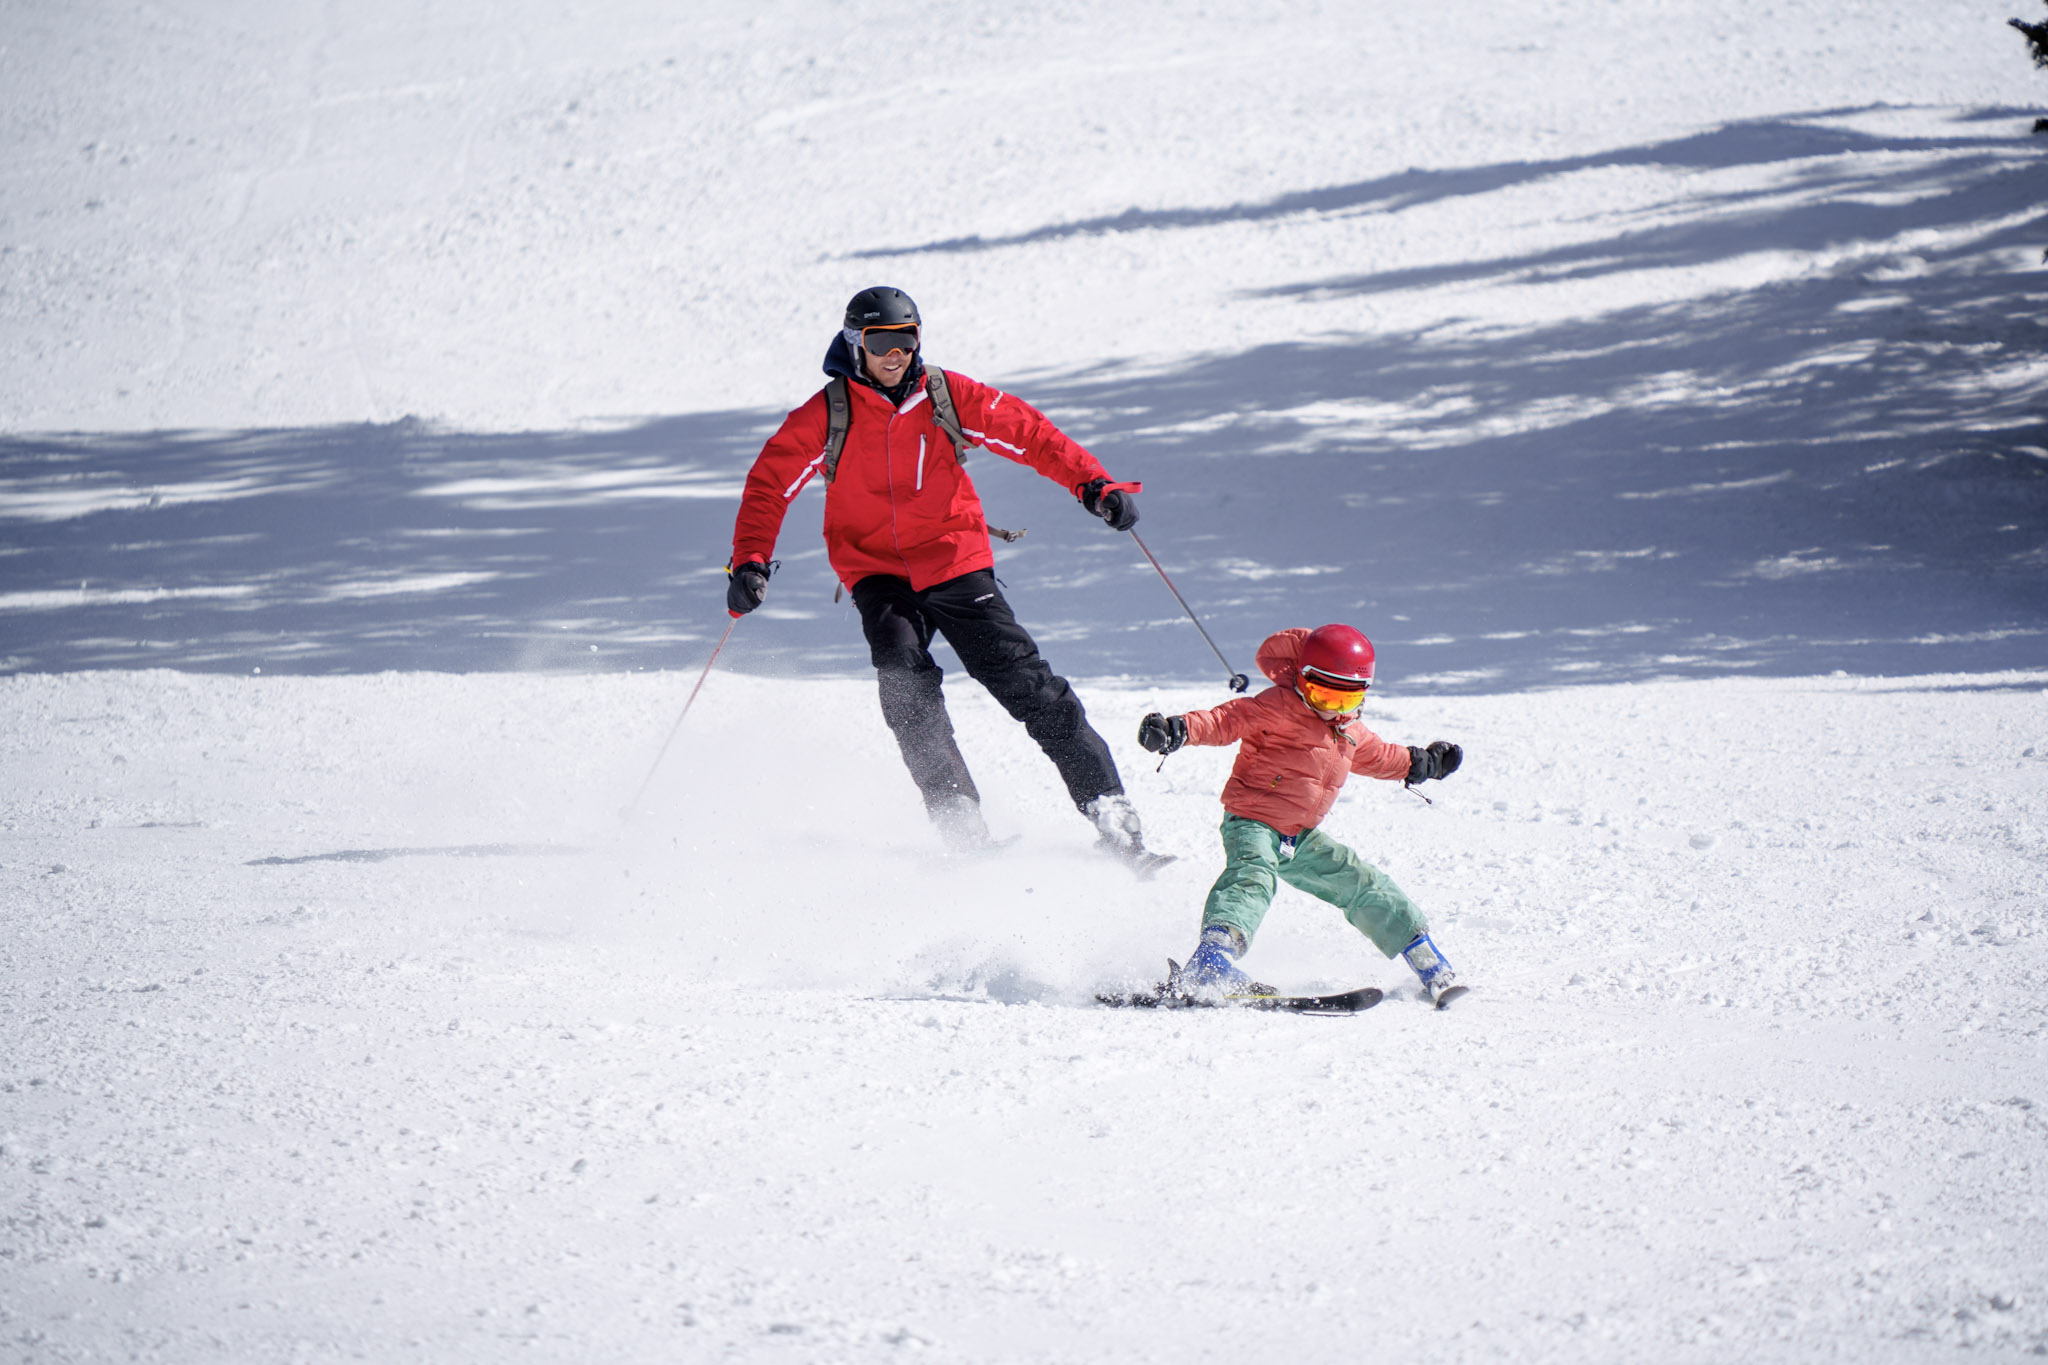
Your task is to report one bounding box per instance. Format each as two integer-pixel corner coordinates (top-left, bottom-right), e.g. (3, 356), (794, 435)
(914, 434), (927, 492)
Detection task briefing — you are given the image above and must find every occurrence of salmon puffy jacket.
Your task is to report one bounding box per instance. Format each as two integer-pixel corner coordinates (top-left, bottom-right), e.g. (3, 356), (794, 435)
(1180, 628), (1416, 837)
(731, 341), (1111, 592)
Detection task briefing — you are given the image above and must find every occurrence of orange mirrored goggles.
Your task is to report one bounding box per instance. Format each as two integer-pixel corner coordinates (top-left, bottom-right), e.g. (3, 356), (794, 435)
(1300, 673), (1369, 713)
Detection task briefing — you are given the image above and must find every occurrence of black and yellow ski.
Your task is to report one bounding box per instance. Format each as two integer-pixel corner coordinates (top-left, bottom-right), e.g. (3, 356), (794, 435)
(1096, 960), (1382, 1014)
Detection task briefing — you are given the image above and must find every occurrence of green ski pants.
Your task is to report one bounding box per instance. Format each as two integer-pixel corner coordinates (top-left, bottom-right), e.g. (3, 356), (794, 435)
(1201, 815), (1427, 959)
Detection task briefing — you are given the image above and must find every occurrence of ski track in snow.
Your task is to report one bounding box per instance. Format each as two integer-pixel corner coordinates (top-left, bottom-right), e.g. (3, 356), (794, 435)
(4, 669), (2047, 1361)
(4, 0), (2048, 1358)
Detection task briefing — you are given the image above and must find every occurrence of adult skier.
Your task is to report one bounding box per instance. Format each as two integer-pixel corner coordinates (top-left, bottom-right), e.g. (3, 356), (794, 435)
(726, 286), (1164, 869)
(1136, 624), (1468, 1006)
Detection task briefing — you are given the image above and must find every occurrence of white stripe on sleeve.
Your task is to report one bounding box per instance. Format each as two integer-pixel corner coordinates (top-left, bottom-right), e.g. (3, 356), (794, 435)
(783, 447), (827, 499)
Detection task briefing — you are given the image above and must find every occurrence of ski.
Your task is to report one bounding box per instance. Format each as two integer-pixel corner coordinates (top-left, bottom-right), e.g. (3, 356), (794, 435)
(1096, 980), (1382, 1014)
(1230, 984), (1382, 1014)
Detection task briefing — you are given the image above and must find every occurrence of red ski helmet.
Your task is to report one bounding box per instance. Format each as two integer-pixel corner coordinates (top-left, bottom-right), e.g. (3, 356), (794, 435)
(1298, 623), (1376, 690)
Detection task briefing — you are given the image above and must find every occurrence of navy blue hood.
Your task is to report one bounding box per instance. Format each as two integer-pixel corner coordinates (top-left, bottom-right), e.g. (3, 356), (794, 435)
(823, 331), (862, 381)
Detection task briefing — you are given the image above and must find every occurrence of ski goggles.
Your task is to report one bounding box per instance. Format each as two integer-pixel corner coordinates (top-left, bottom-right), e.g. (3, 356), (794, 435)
(860, 325), (919, 358)
(1299, 672), (1369, 714)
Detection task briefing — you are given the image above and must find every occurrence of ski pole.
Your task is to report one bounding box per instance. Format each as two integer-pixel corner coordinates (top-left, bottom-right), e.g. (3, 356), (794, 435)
(1126, 525), (1249, 693)
(621, 614), (739, 817)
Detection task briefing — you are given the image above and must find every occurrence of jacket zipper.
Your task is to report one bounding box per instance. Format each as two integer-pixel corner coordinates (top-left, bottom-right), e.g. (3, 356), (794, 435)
(915, 434), (926, 492)
(885, 411), (905, 564)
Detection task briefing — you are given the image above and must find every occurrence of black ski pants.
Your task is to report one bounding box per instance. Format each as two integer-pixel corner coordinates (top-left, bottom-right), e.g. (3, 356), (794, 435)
(850, 568), (1123, 815)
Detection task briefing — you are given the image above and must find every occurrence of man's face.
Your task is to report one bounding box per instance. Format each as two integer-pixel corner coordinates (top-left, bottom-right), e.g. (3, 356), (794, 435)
(860, 326), (917, 387)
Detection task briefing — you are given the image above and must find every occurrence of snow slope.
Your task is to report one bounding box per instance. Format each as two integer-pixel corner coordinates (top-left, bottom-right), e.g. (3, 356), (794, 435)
(5, 10), (2046, 683)
(4, 668), (2047, 1361)
(4, 0), (2044, 432)
(4, 0), (2048, 1360)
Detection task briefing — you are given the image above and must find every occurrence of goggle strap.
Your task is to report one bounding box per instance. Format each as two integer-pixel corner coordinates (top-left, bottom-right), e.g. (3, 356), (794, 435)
(1302, 669), (1369, 691)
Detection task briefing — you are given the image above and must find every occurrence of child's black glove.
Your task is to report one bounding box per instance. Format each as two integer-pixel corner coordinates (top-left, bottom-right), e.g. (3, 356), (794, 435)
(1077, 478), (1140, 532)
(725, 559), (772, 616)
(1138, 712), (1187, 755)
(1405, 741), (1462, 784)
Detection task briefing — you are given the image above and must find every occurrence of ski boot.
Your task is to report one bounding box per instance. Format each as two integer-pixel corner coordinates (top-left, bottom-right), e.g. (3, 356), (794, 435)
(1401, 931), (1467, 1009)
(1084, 793), (1176, 880)
(1168, 925), (1276, 1002)
(930, 794), (1007, 857)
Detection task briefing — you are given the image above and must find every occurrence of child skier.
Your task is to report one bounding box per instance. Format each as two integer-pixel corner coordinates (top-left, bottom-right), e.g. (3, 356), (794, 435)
(1135, 623), (1467, 1007)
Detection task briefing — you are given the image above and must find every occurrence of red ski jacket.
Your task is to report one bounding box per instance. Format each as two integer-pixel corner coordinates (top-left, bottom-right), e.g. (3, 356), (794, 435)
(1180, 629), (1416, 837)
(731, 350), (1112, 592)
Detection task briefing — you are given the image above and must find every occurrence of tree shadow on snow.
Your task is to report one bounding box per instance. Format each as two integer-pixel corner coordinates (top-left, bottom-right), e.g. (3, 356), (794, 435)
(0, 410), (851, 677)
(1, 109), (2044, 692)
(245, 844), (585, 866)
(844, 108), (2033, 261)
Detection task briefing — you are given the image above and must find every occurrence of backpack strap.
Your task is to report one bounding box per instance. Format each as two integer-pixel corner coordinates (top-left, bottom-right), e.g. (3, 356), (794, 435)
(820, 366), (980, 484)
(923, 365), (979, 461)
(820, 376), (851, 484)
(925, 364), (1024, 541)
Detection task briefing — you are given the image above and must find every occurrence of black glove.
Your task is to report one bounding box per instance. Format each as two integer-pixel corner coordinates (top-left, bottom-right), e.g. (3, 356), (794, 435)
(1138, 712), (1187, 755)
(725, 559), (772, 616)
(1078, 478), (1140, 532)
(1405, 741), (1463, 785)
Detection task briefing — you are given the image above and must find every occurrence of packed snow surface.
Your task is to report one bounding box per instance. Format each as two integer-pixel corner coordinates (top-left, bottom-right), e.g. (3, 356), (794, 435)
(4, 0), (2048, 1360)
(6, 668), (2048, 1362)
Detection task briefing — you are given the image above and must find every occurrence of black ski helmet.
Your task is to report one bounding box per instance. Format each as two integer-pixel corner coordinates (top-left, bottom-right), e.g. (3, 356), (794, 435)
(844, 286), (920, 331)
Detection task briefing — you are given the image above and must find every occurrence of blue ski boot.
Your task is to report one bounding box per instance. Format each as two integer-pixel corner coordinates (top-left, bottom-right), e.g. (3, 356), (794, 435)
(1401, 931), (1467, 1009)
(1170, 925), (1275, 1002)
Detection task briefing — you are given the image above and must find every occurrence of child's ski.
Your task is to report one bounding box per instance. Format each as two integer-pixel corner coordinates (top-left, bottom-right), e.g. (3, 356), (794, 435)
(1229, 985), (1382, 1014)
(1096, 970), (1382, 1014)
